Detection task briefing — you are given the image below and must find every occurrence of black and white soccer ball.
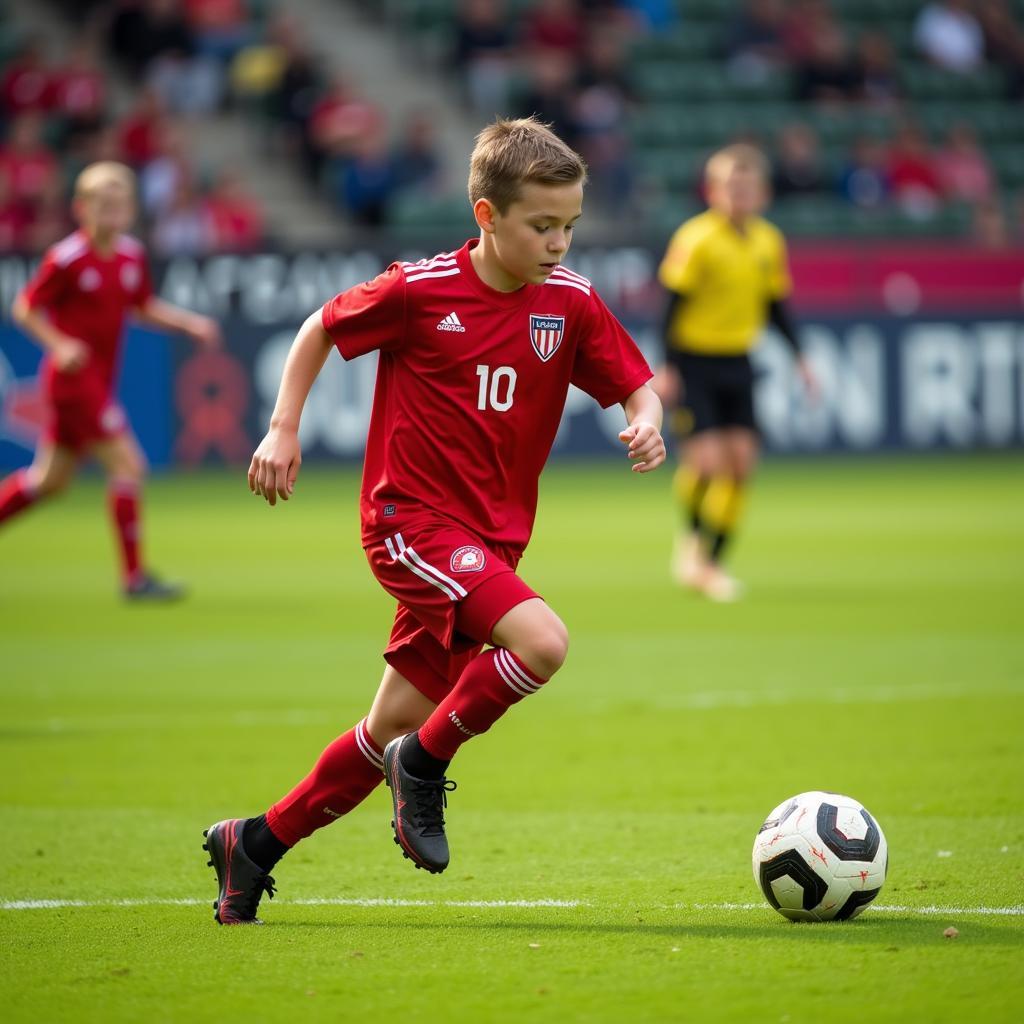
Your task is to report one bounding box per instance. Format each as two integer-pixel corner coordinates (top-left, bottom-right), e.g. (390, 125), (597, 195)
(752, 791), (888, 922)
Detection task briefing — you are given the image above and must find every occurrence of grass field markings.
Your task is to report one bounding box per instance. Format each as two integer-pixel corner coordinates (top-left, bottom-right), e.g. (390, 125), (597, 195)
(4, 898), (1022, 917)
(12, 680), (1022, 735)
(686, 902), (1024, 917)
(7, 709), (337, 734)
(0, 898), (584, 911)
(580, 680), (1024, 713)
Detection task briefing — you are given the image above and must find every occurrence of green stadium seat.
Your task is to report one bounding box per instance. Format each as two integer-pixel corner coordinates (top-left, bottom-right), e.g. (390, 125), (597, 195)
(903, 64), (1007, 101)
(676, 0), (737, 18)
(637, 145), (709, 192)
(919, 104), (1021, 143)
(990, 146), (1024, 188)
(387, 194), (477, 240)
(631, 23), (720, 62)
(769, 197), (856, 238)
(633, 61), (794, 104)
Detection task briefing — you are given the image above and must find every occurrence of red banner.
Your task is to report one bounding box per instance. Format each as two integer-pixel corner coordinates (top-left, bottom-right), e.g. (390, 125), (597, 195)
(790, 243), (1024, 313)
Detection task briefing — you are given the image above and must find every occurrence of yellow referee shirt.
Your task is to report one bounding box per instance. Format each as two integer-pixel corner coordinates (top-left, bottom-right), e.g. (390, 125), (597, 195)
(658, 209), (791, 356)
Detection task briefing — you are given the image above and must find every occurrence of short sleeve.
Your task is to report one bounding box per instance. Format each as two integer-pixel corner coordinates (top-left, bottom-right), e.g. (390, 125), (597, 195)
(658, 225), (703, 295)
(21, 251), (69, 310)
(766, 227), (792, 300)
(570, 290), (653, 409)
(321, 263), (406, 360)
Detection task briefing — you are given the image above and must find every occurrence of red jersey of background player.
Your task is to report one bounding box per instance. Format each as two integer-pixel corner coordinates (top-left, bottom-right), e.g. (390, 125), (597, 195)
(21, 228), (153, 403)
(322, 238), (652, 551)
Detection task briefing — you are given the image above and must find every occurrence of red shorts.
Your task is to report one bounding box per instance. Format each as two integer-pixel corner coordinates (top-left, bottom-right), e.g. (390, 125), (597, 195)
(366, 518), (539, 704)
(45, 390), (127, 453)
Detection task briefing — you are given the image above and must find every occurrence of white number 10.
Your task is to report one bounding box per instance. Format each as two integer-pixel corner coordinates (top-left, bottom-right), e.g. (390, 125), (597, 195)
(476, 364), (517, 412)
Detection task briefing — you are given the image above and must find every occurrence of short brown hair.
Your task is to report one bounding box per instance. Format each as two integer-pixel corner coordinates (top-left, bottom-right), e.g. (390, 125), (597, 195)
(704, 144), (769, 186)
(75, 161), (136, 199)
(468, 117), (587, 213)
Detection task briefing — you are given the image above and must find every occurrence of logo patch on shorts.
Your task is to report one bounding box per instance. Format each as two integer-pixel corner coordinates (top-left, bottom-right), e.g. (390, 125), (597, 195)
(383, 503), (396, 517)
(450, 545), (485, 573)
(100, 403), (126, 434)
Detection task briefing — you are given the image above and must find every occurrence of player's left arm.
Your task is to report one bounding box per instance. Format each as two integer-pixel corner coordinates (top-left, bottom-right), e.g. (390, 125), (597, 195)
(135, 296), (222, 349)
(768, 299), (818, 400)
(767, 228), (818, 399)
(618, 383), (666, 474)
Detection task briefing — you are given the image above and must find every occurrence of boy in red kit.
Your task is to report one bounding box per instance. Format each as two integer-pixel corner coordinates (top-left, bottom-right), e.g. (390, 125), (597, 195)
(0, 162), (220, 597)
(203, 118), (666, 924)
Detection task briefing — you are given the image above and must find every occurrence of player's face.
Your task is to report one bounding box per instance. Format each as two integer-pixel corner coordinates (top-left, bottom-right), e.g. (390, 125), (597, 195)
(77, 183), (136, 237)
(710, 166), (766, 221)
(491, 181), (584, 286)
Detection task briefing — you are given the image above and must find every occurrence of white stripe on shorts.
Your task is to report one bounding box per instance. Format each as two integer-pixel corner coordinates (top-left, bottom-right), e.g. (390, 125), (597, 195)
(386, 533), (468, 601)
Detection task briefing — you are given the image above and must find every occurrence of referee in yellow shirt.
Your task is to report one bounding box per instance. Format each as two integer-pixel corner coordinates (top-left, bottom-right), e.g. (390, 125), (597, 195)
(656, 144), (816, 601)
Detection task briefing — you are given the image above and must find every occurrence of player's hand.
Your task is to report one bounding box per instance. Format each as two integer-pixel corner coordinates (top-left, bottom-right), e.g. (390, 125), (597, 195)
(190, 315), (222, 350)
(53, 337), (89, 373)
(797, 357), (821, 403)
(618, 421), (666, 473)
(651, 364), (681, 407)
(248, 427), (302, 506)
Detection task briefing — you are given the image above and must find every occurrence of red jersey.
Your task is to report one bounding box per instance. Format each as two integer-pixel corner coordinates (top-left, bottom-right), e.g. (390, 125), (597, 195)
(21, 230), (153, 402)
(322, 239), (652, 550)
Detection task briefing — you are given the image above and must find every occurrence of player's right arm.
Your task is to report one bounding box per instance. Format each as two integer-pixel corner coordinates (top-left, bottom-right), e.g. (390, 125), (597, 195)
(248, 307), (334, 506)
(11, 292), (89, 373)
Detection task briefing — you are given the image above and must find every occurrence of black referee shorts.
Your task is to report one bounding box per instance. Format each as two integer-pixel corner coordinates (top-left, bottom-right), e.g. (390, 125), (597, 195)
(666, 349), (757, 438)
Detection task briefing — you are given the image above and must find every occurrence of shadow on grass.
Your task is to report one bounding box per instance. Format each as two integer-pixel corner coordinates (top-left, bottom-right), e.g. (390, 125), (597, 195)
(267, 915), (1021, 948)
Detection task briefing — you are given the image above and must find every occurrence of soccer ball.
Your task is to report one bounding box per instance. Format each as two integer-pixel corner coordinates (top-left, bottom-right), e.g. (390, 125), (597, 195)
(752, 791), (888, 922)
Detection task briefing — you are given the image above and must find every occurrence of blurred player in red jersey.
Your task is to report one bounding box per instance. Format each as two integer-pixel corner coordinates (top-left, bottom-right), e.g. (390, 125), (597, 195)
(202, 117), (666, 924)
(0, 162), (220, 598)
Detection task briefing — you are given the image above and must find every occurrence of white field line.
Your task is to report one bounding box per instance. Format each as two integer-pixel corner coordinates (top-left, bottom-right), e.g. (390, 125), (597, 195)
(15, 680), (1024, 735)
(0, 897), (581, 911)
(2, 898), (1022, 916)
(687, 902), (1024, 917)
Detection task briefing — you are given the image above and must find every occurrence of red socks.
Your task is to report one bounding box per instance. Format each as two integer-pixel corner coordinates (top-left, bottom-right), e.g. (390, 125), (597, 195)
(266, 718), (385, 847)
(262, 652), (544, 848)
(0, 469), (36, 525)
(108, 479), (142, 586)
(418, 647), (547, 761)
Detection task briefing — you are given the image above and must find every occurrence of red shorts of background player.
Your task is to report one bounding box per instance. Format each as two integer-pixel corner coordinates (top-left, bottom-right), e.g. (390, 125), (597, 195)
(366, 516), (540, 704)
(45, 389), (127, 453)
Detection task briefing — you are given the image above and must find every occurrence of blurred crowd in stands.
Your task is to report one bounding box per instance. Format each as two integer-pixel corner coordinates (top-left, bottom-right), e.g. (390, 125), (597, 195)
(1, 0), (270, 254)
(449, 0), (1024, 244)
(1, 0), (1022, 252)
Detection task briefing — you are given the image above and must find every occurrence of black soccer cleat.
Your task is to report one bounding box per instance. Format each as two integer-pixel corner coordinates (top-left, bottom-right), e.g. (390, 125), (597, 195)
(203, 818), (276, 925)
(382, 734), (457, 874)
(123, 572), (186, 602)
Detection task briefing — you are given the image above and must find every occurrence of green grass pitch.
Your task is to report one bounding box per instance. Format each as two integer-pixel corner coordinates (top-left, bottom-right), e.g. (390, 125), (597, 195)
(1, 455), (1022, 1022)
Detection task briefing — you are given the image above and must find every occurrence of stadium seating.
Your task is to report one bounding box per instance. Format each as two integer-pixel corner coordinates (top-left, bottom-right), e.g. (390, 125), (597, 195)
(381, 0), (1024, 242)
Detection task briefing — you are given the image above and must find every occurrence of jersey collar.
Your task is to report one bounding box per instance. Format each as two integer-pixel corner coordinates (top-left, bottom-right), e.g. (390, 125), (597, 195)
(456, 239), (539, 309)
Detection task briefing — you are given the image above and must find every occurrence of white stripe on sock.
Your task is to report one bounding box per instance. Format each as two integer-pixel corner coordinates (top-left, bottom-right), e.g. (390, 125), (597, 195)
(493, 652), (534, 697)
(497, 649), (542, 692)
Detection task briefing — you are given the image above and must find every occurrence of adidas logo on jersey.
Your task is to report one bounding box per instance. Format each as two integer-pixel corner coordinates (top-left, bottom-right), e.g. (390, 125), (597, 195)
(436, 312), (466, 332)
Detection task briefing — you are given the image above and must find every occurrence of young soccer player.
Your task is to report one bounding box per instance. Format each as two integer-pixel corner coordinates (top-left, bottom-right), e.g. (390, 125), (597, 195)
(203, 117), (666, 925)
(0, 161), (220, 598)
(655, 144), (816, 602)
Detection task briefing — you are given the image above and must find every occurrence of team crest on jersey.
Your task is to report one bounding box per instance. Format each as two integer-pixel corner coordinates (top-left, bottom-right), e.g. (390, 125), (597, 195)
(450, 545), (486, 573)
(120, 263), (140, 292)
(530, 314), (565, 362)
(78, 267), (101, 292)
